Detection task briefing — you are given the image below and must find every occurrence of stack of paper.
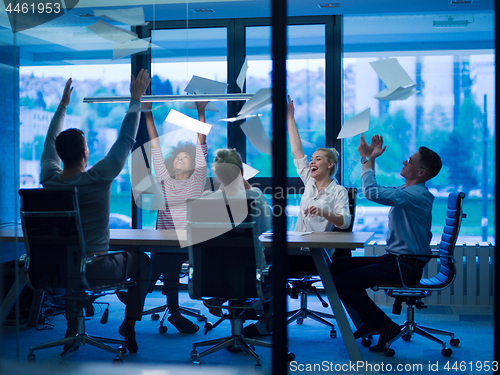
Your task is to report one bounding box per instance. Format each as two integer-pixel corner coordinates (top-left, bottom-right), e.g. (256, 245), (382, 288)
(183, 76), (228, 112)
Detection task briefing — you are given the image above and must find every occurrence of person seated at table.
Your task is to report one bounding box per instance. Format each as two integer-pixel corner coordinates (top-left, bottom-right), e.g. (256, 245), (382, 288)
(143, 101), (208, 334)
(40, 72), (152, 354)
(331, 133), (442, 352)
(200, 148), (272, 326)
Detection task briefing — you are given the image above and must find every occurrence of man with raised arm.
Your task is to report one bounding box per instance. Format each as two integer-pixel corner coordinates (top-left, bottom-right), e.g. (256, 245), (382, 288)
(40, 70), (152, 354)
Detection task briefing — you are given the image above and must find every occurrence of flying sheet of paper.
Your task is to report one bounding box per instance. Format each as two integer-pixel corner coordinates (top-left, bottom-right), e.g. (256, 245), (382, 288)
(374, 86), (419, 101)
(184, 76), (228, 95)
(219, 114), (260, 123)
(369, 58), (417, 101)
(240, 116), (272, 155)
(88, 20), (138, 43)
(238, 88), (272, 117)
(93, 7), (148, 26)
(165, 109), (212, 136)
(337, 108), (370, 139)
(236, 57), (248, 91)
(242, 163), (259, 180)
(113, 37), (150, 60)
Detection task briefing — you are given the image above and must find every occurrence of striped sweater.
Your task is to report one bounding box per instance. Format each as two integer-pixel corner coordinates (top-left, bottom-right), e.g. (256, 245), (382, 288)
(152, 143), (208, 230)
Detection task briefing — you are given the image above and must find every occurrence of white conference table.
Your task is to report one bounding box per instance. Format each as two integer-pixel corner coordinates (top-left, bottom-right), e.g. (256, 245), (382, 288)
(1, 228), (374, 361)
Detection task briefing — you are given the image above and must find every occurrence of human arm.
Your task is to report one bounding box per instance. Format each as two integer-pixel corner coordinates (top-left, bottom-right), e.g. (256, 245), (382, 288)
(358, 133), (386, 172)
(287, 95), (305, 160)
(143, 102), (160, 148)
(304, 187), (351, 229)
(40, 78), (73, 182)
(196, 101), (208, 145)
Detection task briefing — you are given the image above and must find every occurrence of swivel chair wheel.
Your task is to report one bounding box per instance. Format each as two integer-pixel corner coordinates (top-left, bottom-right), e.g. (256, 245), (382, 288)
(204, 322), (213, 331)
(330, 329), (337, 338)
(190, 350), (198, 360)
(384, 348), (395, 357)
(112, 357), (124, 364)
(361, 338), (371, 347)
(402, 333), (412, 341)
(450, 338), (460, 346)
(297, 317), (303, 325)
(118, 346), (127, 355)
(442, 348), (453, 357)
(28, 353), (36, 363)
(287, 352), (296, 362)
(151, 313), (160, 321)
(255, 364), (262, 370)
(159, 325), (168, 334)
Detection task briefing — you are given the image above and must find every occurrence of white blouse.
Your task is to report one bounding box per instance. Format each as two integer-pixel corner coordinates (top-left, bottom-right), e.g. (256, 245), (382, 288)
(294, 155), (351, 232)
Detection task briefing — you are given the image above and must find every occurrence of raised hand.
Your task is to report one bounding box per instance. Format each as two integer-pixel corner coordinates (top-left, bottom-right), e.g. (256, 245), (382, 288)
(60, 78), (73, 108)
(371, 135), (387, 158)
(358, 133), (371, 157)
(130, 69), (151, 101)
(287, 95), (295, 119)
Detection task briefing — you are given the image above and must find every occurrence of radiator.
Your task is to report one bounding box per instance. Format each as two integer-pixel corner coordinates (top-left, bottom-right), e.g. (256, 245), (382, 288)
(364, 241), (495, 306)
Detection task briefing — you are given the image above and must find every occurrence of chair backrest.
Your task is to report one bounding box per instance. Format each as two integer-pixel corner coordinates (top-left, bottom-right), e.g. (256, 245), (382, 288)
(420, 192), (466, 288)
(186, 198), (270, 302)
(19, 188), (90, 291)
(333, 187), (357, 233)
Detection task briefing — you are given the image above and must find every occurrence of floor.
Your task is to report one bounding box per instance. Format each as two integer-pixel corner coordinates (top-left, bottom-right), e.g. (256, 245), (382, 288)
(0, 287), (494, 374)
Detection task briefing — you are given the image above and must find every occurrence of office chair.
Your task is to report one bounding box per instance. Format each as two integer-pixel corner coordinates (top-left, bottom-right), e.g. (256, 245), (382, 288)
(370, 192), (466, 357)
(19, 188), (133, 363)
(183, 197), (277, 369)
(142, 211), (208, 334)
(286, 187), (357, 337)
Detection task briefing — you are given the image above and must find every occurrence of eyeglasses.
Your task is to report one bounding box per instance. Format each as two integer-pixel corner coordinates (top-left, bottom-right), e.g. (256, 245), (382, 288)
(408, 157), (425, 169)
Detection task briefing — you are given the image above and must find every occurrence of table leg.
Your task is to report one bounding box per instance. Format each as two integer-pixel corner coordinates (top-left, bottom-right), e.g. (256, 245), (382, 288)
(310, 248), (363, 362)
(0, 267), (26, 325)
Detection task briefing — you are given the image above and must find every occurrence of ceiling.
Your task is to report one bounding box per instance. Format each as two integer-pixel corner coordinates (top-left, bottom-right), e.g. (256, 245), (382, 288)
(0, 0), (495, 66)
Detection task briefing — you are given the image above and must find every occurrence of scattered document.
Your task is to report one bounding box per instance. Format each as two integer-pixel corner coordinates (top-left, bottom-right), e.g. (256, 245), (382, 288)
(263, 231), (313, 237)
(238, 88), (272, 117)
(220, 114), (260, 123)
(94, 7), (148, 26)
(88, 20), (138, 43)
(184, 76), (228, 95)
(165, 109), (212, 136)
(240, 116), (272, 155)
(337, 108), (370, 139)
(369, 58), (418, 101)
(242, 163), (259, 180)
(113, 37), (150, 60)
(236, 57), (248, 91)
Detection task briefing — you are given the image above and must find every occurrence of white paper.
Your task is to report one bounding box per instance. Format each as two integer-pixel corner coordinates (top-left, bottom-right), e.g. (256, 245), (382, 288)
(113, 37), (150, 60)
(242, 163), (259, 180)
(337, 108), (371, 139)
(220, 114), (260, 123)
(240, 116), (272, 155)
(263, 231), (313, 237)
(236, 57), (248, 91)
(88, 20), (138, 43)
(369, 58), (417, 101)
(183, 101), (219, 112)
(165, 109), (212, 136)
(94, 7), (148, 26)
(184, 75), (228, 95)
(238, 88), (272, 116)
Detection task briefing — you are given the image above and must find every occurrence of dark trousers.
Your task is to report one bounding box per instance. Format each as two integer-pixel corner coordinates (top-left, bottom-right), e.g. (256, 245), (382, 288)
(331, 254), (423, 331)
(147, 251), (188, 316)
(86, 251), (152, 321)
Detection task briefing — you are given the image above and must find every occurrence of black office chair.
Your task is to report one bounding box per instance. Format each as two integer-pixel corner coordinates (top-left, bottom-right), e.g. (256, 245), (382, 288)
(183, 198), (274, 370)
(19, 188), (133, 363)
(371, 192), (466, 357)
(142, 211), (208, 334)
(286, 187), (357, 337)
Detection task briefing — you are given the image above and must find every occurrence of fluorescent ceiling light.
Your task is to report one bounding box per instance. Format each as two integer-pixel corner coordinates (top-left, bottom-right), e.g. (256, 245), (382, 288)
(433, 16), (469, 27)
(451, 0), (473, 4)
(318, 3), (340, 8)
(83, 94), (254, 104)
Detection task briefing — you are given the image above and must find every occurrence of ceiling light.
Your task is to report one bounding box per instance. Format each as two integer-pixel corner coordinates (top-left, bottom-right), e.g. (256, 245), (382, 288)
(451, 0), (473, 4)
(433, 16), (469, 28)
(191, 8), (215, 13)
(83, 94), (254, 104)
(318, 3), (340, 8)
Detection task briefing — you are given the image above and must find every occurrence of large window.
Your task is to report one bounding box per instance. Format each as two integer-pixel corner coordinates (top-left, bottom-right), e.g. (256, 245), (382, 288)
(342, 14), (495, 242)
(19, 63), (133, 229)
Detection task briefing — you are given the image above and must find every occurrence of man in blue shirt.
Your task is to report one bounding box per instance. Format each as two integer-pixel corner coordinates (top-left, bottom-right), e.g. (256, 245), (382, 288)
(331, 133), (442, 352)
